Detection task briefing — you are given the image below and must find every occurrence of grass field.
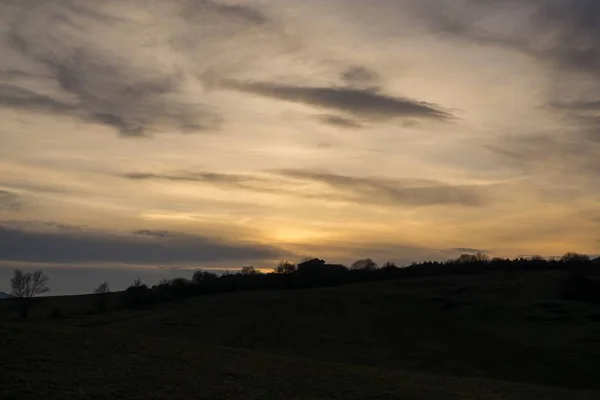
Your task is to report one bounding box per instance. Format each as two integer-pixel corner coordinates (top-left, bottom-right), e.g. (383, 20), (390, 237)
(2, 270), (600, 399)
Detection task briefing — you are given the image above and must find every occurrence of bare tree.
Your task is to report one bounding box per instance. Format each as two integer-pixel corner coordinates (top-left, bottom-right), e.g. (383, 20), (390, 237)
(560, 252), (590, 263)
(529, 255), (546, 262)
(10, 269), (50, 319)
(94, 282), (111, 294)
(350, 258), (378, 271)
(93, 281), (111, 312)
(455, 252), (490, 264)
(240, 266), (260, 275)
(132, 278), (144, 288)
(274, 261), (296, 274)
(192, 270), (218, 284)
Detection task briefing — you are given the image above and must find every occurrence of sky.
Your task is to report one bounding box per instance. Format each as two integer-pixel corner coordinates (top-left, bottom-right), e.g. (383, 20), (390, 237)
(1, 0), (600, 294)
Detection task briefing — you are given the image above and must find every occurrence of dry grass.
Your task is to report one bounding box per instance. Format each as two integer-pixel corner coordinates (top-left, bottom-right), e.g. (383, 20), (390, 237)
(2, 270), (600, 399)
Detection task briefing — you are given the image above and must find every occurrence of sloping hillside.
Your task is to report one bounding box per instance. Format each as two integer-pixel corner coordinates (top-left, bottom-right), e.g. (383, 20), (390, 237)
(1, 318), (600, 400)
(2, 270), (600, 399)
(71, 270), (600, 390)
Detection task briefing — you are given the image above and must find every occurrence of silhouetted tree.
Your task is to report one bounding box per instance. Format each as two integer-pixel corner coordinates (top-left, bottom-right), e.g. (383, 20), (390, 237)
(529, 255), (546, 262)
(132, 278), (145, 288)
(455, 254), (473, 264)
(108, 248), (599, 310)
(10, 269), (50, 319)
(240, 266), (260, 275)
(192, 270), (219, 284)
(274, 261), (297, 274)
(350, 258), (377, 271)
(121, 278), (150, 308)
(94, 282), (110, 294)
(455, 252), (489, 264)
(158, 278), (170, 286)
(474, 252), (490, 262)
(560, 252), (590, 263)
(93, 281), (111, 312)
(169, 277), (194, 298)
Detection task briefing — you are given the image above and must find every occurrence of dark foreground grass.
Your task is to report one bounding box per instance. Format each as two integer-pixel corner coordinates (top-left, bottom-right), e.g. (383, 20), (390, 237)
(73, 271), (600, 389)
(2, 271), (600, 399)
(2, 322), (600, 400)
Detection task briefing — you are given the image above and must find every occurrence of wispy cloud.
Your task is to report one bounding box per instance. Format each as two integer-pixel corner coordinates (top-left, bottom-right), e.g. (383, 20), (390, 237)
(219, 79), (453, 122)
(122, 169), (488, 207)
(486, 134), (600, 178)
(0, 84), (75, 114)
(318, 114), (364, 129)
(340, 66), (381, 89)
(0, 224), (288, 264)
(277, 170), (487, 207)
(0, 0), (275, 137)
(182, 0), (268, 25)
(451, 247), (487, 254)
(0, 190), (21, 212)
(418, 0), (600, 77)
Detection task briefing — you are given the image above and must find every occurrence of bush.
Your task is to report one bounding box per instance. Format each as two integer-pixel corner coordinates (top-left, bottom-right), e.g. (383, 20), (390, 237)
(120, 279), (153, 308)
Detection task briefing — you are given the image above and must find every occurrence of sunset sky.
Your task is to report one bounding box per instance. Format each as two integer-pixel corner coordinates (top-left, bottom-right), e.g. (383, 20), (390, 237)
(1, 0), (600, 293)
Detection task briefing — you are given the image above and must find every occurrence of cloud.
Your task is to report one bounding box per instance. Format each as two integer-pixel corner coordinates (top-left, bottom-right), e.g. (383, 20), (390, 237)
(419, 0), (600, 77)
(486, 134), (600, 177)
(0, 190), (20, 212)
(0, 224), (288, 265)
(318, 114), (363, 129)
(278, 170), (487, 207)
(182, 0), (268, 25)
(220, 79), (453, 122)
(551, 100), (600, 113)
(530, 0), (600, 76)
(0, 84), (75, 114)
(412, 0), (600, 175)
(123, 170), (333, 200)
(0, 68), (39, 80)
(340, 66), (381, 89)
(122, 169), (488, 207)
(451, 247), (487, 254)
(548, 100), (600, 141)
(5, 37), (220, 137)
(43, 222), (83, 231)
(123, 171), (269, 190)
(0, 0), (276, 136)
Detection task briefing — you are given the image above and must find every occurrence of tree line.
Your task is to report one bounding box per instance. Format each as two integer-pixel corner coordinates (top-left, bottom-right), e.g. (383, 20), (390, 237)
(6, 251), (600, 318)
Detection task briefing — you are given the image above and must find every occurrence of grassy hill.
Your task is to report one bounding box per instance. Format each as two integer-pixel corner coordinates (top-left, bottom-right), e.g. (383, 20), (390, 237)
(2, 270), (600, 399)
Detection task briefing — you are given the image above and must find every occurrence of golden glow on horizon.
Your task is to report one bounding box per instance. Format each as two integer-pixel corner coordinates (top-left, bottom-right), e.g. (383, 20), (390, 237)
(1, 0), (600, 271)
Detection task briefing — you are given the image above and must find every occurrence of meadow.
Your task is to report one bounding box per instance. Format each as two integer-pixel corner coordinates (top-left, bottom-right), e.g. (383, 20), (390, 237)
(2, 268), (600, 399)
